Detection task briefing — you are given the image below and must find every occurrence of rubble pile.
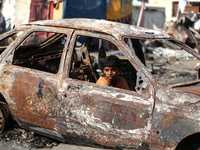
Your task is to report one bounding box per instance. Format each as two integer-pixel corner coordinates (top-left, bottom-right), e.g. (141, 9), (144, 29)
(145, 51), (198, 85)
(163, 12), (200, 53)
(0, 125), (60, 149)
(155, 60), (197, 84)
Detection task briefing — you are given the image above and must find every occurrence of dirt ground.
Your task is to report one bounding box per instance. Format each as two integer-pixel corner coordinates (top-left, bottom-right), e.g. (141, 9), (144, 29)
(0, 125), (109, 150)
(0, 56), (199, 150)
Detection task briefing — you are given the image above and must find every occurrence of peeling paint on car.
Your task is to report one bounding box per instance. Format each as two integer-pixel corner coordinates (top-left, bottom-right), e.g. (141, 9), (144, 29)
(0, 18), (199, 149)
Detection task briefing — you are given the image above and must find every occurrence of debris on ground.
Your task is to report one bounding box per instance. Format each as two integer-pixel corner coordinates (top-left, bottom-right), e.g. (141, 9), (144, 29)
(163, 12), (200, 53)
(0, 125), (60, 149)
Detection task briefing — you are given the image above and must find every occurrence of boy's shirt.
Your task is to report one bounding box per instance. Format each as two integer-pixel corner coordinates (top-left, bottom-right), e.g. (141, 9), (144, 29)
(96, 76), (129, 90)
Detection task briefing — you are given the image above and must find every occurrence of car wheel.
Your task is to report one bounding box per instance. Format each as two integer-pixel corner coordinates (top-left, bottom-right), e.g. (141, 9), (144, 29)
(0, 102), (12, 133)
(0, 106), (5, 133)
(176, 133), (200, 150)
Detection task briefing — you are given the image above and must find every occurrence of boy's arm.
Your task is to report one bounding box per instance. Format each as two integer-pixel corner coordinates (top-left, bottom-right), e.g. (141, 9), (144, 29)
(96, 76), (109, 86)
(118, 77), (129, 90)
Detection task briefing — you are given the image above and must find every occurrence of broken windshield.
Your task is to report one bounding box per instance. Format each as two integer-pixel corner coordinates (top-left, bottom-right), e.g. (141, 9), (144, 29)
(124, 37), (200, 85)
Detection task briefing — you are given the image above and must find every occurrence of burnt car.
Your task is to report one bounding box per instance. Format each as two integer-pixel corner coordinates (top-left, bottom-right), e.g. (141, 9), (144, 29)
(0, 18), (199, 150)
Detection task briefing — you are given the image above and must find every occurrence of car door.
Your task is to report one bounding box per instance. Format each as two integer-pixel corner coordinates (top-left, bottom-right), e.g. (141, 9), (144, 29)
(0, 29), (24, 54)
(0, 26), (73, 132)
(58, 30), (155, 148)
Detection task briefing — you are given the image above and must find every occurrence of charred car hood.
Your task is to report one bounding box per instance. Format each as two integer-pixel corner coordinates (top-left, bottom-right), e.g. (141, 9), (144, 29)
(155, 81), (200, 125)
(172, 81), (200, 96)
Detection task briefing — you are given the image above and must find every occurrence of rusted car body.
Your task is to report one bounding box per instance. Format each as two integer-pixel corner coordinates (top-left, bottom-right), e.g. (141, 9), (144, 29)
(0, 19), (199, 149)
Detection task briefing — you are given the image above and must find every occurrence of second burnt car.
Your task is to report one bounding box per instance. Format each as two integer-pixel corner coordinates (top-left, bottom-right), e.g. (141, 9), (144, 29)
(0, 19), (199, 150)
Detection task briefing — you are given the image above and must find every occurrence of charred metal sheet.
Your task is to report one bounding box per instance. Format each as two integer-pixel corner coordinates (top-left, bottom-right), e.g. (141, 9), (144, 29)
(164, 17), (200, 52)
(0, 18), (199, 150)
(152, 85), (200, 149)
(58, 80), (153, 148)
(25, 18), (171, 39)
(32, 50), (63, 73)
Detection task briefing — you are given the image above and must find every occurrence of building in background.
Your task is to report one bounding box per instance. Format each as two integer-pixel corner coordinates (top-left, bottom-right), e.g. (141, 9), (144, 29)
(132, 0), (200, 23)
(1, 0), (64, 31)
(1, 0), (200, 32)
(29, 0), (48, 22)
(1, 0), (16, 31)
(50, 0), (64, 20)
(132, 0), (165, 30)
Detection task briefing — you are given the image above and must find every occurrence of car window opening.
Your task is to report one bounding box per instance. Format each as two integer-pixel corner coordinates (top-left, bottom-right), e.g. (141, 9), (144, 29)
(12, 31), (67, 74)
(0, 31), (23, 53)
(69, 35), (148, 92)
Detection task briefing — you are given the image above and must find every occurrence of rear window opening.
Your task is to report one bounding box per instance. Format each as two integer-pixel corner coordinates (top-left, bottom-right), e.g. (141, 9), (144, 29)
(12, 31), (67, 74)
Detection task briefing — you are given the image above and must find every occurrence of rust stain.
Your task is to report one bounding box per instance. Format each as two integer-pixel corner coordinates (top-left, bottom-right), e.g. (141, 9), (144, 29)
(0, 18), (199, 149)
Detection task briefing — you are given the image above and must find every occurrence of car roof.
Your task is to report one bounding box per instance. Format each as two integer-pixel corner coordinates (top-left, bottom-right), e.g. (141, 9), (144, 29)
(25, 18), (171, 39)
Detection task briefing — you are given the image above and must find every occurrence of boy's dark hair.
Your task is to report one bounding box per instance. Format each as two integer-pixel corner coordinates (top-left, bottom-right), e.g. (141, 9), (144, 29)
(103, 55), (121, 69)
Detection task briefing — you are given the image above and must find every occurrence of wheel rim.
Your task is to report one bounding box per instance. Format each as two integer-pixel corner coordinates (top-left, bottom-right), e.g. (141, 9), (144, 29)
(0, 108), (5, 133)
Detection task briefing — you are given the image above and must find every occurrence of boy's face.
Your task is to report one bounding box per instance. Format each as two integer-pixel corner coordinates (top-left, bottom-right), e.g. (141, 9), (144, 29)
(103, 66), (119, 83)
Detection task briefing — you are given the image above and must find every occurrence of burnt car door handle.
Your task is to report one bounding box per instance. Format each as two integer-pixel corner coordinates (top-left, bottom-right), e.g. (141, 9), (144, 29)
(67, 85), (80, 91)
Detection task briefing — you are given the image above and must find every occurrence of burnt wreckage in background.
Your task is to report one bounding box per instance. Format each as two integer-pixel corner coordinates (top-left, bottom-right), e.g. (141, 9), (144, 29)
(0, 19), (199, 149)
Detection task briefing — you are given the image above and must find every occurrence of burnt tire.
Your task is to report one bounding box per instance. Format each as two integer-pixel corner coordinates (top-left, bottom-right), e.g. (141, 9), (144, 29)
(0, 102), (13, 133)
(176, 133), (200, 150)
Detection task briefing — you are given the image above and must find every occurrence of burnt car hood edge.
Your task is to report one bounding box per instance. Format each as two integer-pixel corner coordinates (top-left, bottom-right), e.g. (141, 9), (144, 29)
(171, 80), (200, 96)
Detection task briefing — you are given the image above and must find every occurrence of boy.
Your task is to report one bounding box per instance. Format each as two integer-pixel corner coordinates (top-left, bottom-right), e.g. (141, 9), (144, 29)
(96, 55), (129, 90)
